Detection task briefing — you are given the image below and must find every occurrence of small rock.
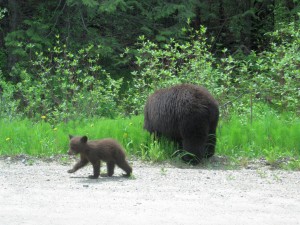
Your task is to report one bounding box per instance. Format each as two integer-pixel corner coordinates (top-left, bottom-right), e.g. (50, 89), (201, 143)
(83, 184), (89, 188)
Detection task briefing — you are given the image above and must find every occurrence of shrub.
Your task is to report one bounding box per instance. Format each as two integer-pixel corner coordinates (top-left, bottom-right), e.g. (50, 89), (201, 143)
(122, 26), (227, 114)
(1, 36), (123, 122)
(123, 21), (300, 115)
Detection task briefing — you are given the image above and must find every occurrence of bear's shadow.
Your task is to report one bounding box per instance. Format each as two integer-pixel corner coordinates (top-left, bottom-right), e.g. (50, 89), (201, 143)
(168, 155), (234, 170)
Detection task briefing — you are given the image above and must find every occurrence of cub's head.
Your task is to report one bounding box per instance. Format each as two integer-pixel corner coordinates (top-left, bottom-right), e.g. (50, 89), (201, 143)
(67, 135), (88, 155)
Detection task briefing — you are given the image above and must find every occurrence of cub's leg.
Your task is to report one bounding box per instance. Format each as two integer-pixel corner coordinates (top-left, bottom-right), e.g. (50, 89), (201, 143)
(89, 160), (100, 179)
(116, 159), (132, 177)
(107, 161), (115, 177)
(68, 157), (89, 173)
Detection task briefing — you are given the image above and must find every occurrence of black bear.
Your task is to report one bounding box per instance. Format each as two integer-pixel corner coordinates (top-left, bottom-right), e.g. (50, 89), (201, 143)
(144, 84), (219, 163)
(67, 135), (132, 179)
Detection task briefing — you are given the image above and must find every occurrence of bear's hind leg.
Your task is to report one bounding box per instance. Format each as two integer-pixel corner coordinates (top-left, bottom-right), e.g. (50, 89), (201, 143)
(180, 115), (209, 164)
(205, 131), (216, 158)
(182, 133), (208, 164)
(107, 161), (115, 177)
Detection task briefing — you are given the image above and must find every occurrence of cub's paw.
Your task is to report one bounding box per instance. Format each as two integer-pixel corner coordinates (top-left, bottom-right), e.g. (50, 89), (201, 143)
(88, 175), (98, 179)
(122, 173), (131, 178)
(67, 169), (75, 173)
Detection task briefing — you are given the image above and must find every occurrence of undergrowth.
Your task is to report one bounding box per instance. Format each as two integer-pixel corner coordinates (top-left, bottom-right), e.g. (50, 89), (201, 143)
(1, 112), (299, 169)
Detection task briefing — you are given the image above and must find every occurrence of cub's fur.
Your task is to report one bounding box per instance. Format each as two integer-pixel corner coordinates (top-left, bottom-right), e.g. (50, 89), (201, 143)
(67, 135), (132, 179)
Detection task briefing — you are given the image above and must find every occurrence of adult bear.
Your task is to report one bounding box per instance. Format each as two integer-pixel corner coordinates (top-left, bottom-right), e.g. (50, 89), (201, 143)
(144, 84), (219, 163)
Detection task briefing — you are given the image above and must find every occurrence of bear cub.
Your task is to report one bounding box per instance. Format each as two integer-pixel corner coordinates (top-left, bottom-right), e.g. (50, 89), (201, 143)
(67, 135), (132, 179)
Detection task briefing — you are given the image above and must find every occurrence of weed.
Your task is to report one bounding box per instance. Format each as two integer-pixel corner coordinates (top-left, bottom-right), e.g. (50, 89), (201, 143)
(226, 174), (236, 181)
(26, 158), (35, 166)
(272, 174), (282, 182)
(235, 157), (250, 168)
(171, 150), (198, 165)
(59, 155), (69, 165)
(282, 159), (300, 170)
(160, 167), (167, 176)
(256, 169), (268, 179)
(129, 174), (136, 180)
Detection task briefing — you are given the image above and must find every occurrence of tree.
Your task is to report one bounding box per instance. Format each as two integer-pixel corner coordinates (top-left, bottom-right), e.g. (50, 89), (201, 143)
(0, 0), (299, 80)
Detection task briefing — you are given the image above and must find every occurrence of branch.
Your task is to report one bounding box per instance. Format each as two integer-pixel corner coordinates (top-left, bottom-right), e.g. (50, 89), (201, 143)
(46, 1), (67, 38)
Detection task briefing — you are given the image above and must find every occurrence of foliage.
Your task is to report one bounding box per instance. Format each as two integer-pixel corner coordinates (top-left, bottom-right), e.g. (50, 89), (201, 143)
(1, 1), (299, 80)
(0, 71), (21, 120)
(0, 7), (6, 20)
(222, 19), (300, 112)
(122, 25), (225, 114)
(261, 20), (300, 110)
(1, 18), (299, 120)
(2, 37), (123, 122)
(123, 19), (300, 115)
(4, 20), (52, 61)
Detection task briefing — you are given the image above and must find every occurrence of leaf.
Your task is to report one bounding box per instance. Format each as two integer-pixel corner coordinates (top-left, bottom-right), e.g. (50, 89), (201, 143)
(82, 0), (99, 8)
(99, 0), (127, 13)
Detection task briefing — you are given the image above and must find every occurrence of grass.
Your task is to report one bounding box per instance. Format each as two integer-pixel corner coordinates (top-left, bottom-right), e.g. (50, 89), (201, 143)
(0, 115), (175, 161)
(1, 112), (299, 168)
(218, 112), (300, 163)
(1, 116), (147, 157)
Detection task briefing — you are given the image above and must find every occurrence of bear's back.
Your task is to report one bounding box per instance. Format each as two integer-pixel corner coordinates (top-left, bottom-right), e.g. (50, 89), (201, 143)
(144, 84), (219, 138)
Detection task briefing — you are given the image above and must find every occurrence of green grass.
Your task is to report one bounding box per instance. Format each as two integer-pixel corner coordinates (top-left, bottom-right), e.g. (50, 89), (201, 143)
(1, 112), (299, 168)
(1, 116), (147, 157)
(0, 116), (176, 161)
(217, 111), (300, 168)
(218, 113), (300, 159)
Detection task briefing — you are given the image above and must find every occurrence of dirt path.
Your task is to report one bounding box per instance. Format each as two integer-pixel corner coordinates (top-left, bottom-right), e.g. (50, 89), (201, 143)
(0, 157), (300, 225)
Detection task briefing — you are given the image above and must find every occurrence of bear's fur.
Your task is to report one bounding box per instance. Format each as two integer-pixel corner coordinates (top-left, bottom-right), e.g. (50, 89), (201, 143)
(67, 135), (132, 179)
(144, 84), (219, 163)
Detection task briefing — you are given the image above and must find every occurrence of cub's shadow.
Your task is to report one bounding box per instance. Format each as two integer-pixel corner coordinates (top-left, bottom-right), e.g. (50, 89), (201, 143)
(70, 174), (132, 183)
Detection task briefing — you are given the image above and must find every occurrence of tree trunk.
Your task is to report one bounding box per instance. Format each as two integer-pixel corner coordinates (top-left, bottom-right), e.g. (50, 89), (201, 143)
(7, 0), (20, 78)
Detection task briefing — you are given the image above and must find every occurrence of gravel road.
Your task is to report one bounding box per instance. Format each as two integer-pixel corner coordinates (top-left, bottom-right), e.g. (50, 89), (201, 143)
(0, 156), (300, 225)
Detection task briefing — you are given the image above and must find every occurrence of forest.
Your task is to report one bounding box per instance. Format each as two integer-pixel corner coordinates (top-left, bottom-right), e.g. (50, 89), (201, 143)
(0, 1), (299, 167)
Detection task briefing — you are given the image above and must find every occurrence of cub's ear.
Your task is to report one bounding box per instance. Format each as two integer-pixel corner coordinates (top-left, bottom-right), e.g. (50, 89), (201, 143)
(69, 134), (74, 140)
(81, 136), (88, 143)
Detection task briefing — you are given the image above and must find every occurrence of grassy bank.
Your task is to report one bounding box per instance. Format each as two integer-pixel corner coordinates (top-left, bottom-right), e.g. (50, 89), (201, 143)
(1, 113), (299, 168)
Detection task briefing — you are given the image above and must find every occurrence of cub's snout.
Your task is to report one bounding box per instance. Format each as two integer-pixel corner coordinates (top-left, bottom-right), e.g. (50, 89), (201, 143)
(67, 149), (75, 155)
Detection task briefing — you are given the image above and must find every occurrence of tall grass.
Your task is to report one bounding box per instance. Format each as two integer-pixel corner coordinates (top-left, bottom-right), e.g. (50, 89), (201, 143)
(218, 112), (300, 163)
(1, 113), (299, 165)
(1, 116), (147, 156)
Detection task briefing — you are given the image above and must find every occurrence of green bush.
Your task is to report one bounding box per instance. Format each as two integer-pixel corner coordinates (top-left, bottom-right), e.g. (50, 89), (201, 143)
(260, 21), (299, 111)
(123, 21), (300, 115)
(1, 36), (123, 122)
(0, 71), (21, 119)
(122, 26), (226, 114)
(1, 21), (299, 120)
(224, 20), (300, 113)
